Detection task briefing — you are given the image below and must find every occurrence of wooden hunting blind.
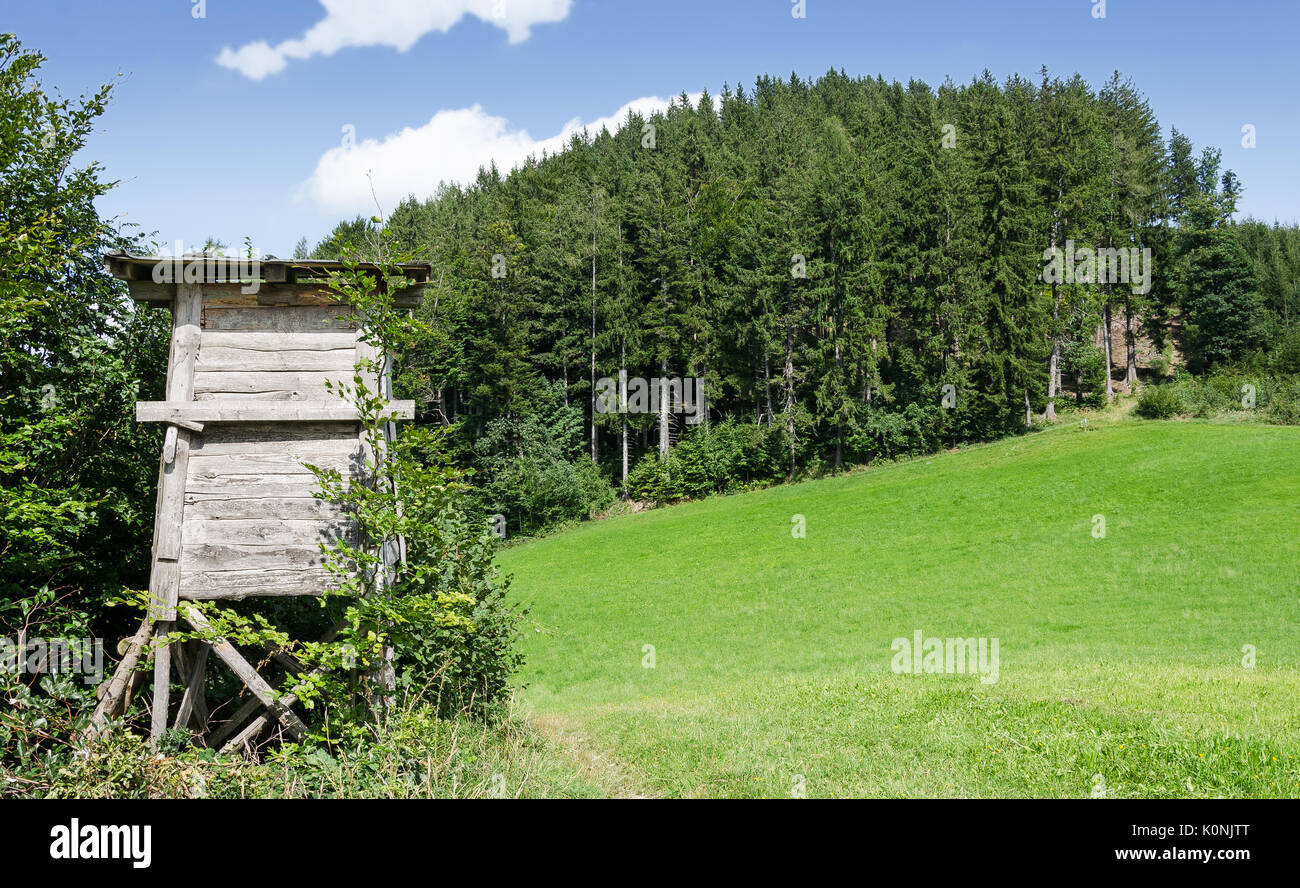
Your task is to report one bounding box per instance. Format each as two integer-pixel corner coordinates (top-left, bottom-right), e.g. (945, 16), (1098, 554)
(90, 253), (428, 749)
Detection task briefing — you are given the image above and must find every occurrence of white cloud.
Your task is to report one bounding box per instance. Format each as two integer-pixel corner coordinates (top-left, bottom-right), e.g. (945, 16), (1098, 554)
(217, 0), (573, 80)
(299, 94), (704, 216)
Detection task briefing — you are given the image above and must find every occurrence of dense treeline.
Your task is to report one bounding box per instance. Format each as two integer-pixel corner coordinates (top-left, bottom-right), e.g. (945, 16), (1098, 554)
(314, 68), (1297, 525)
(0, 35), (168, 637)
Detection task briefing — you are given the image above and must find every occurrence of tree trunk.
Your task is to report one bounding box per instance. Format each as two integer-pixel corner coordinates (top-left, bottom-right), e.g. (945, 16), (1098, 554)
(784, 330), (796, 481)
(620, 347), (628, 494)
(1103, 297), (1114, 401)
(658, 356), (669, 460)
(1124, 298), (1138, 386)
(1046, 283), (1060, 421)
(763, 353), (773, 424)
(590, 193), (598, 461)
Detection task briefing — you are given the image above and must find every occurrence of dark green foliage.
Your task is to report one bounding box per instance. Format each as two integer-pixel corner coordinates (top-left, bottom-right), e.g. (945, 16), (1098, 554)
(626, 419), (784, 502)
(358, 65), (1291, 520)
(1182, 228), (1265, 369)
(0, 35), (166, 635)
(469, 382), (615, 535)
(847, 404), (943, 462)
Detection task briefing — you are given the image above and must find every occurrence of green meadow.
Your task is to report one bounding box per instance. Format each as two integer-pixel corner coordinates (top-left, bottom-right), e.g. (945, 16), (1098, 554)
(498, 418), (1300, 797)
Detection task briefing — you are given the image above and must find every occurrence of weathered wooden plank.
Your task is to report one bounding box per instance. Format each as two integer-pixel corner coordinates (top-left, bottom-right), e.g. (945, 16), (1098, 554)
(184, 473), (336, 498)
(188, 450), (359, 477)
(199, 331), (358, 352)
(195, 346), (355, 373)
(206, 696), (265, 749)
(148, 282), (202, 742)
(84, 617), (154, 742)
(150, 622), (173, 744)
(202, 283), (338, 307)
(182, 568), (335, 600)
(126, 280), (175, 303)
(193, 370), (351, 398)
(201, 305), (357, 332)
(180, 544), (325, 572)
(151, 281), (202, 580)
(190, 433), (360, 458)
(192, 420), (360, 446)
(183, 496), (345, 521)
(182, 518), (354, 547)
(173, 641), (209, 733)
(136, 400), (412, 423)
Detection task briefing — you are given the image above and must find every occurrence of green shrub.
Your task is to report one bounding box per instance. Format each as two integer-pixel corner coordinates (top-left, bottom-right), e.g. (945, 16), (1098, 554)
(1135, 384), (1186, 419)
(848, 403), (942, 462)
(627, 420), (784, 504)
(1266, 394), (1300, 425)
(471, 382), (615, 536)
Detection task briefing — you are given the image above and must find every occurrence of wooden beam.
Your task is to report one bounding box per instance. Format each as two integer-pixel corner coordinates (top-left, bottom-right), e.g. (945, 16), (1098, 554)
(206, 696), (265, 750)
(148, 281), (202, 743)
(180, 604), (307, 741)
(173, 641), (209, 734)
(149, 622), (174, 743)
(126, 281), (176, 303)
(135, 400), (416, 424)
(83, 617), (154, 742)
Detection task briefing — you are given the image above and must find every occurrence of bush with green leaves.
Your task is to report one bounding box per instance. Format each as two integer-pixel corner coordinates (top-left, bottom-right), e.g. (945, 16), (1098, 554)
(1149, 370), (1300, 424)
(290, 251), (526, 728)
(469, 381), (615, 536)
(626, 420), (785, 503)
(0, 34), (167, 636)
(1135, 384), (1186, 419)
(846, 403), (944, 462)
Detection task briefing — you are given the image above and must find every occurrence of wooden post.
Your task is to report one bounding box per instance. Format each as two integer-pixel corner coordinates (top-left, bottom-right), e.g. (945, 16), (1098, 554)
(149, 281), (202, 744)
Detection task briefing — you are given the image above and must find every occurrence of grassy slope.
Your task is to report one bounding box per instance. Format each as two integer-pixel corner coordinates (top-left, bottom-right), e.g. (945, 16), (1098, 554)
(498, 418), (1300, 797)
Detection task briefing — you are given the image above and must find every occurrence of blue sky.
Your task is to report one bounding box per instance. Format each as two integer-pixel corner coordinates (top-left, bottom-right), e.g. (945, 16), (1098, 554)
(8, 0), (1298, 255)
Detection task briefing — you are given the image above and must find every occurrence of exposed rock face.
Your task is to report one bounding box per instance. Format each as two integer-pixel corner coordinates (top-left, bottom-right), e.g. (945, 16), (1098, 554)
(1094, 309), (1185, 394)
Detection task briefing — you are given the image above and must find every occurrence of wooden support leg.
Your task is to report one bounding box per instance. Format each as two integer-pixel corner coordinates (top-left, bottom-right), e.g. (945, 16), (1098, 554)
(83, 617), (154, 743)
(150, 621), (173, 745)
(174, 640), (209, 734)
(181, 605), (307, 741)
(207, 621), (345, 750)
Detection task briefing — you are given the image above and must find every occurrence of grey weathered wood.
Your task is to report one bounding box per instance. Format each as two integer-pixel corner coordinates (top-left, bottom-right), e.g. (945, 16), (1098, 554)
(188, 451), (357, 478)
(148, 281), (202, 742)
(181, 543), (325, 572)
(150, 622), (173, 744)
(173, 641), (209, 733)
(182, 496), (345, 521)
(189, 430), (360, 457)
(181, 518), (353, 547)
(216, 622), (344, 755)
(205, 695), (265, 750)
(84, 617), (154, 742)
(105, 251), (431, 284)
(162, 425), (178, 464)
(182, 568), (335, 600)
(126, 280), (176, 303)
(196, 346), (355, 373)
(194, 420), (359, 444)
(180, 604), (307, 740)
(135, 400), (413, 423)
(202, 305), (357, 333)
(184, 474), (341, 499)
(193, 370), (351, 399)
(199, 331), (358, 351)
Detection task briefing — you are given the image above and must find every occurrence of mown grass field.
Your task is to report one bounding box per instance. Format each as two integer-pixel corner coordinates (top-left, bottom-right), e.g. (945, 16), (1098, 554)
(497, 417), (1300, 797)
